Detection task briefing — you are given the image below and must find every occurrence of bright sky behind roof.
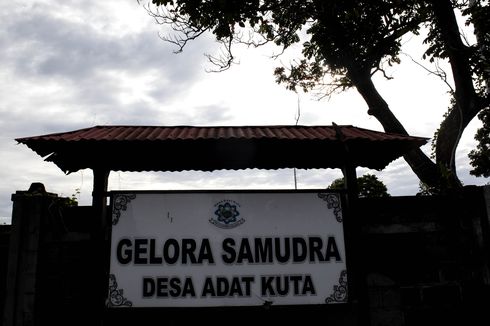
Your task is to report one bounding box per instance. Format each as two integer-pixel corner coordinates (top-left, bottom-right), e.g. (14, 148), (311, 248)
(0, 0), (487, 223)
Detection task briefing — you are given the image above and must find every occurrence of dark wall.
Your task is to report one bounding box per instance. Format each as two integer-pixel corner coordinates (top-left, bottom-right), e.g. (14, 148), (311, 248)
(3, 186), (490, 326)
(359, 186), (490, 326)
(34, 206), (97, 326)
(0, 225), (11, 324)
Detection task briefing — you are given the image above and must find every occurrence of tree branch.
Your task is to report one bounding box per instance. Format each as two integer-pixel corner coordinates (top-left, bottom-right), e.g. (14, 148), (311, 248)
(402, 52), (454, 93)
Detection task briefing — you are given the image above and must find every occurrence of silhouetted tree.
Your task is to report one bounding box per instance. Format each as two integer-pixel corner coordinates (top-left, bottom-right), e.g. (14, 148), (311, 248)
(144, 0), (490, 190)
(469, 107), (490, 178)
(328, 174), (390, 198)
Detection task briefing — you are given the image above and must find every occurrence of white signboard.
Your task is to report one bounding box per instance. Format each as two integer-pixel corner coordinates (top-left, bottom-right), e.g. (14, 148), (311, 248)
(107, 191), (347, 308)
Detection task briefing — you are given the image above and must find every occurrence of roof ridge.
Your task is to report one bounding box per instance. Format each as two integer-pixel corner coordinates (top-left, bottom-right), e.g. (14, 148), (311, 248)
(89, 124), (354, 128)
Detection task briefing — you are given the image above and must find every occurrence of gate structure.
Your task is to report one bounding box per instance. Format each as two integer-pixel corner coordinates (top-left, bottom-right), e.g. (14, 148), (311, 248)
(7, 125), (429, 326)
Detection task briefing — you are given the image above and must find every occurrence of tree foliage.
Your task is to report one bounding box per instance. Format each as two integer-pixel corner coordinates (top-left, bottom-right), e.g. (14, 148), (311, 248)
(145, 0), (490, 190)
(469, 107), (490, 177)
(328, 174), (390, 198)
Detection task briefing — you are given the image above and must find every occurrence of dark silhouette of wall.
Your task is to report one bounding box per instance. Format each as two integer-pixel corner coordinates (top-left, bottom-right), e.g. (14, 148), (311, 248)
(359, 186), (490, 325)
(0, 225), (10, 325)
(2, 185), (489, 326)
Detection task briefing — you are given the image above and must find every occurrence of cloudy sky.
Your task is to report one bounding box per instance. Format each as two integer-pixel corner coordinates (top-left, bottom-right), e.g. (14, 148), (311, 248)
(0, 1), (487, 222)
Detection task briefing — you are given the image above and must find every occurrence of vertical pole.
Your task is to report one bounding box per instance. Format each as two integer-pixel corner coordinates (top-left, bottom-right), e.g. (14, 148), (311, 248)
(91, 169), (110, 325)
(332, 123), (370, 326)
(343, 164), (358, 206)
(92, 169), (109, 227)
(342, 165), (370, 326)
(341, 164), (359, 303)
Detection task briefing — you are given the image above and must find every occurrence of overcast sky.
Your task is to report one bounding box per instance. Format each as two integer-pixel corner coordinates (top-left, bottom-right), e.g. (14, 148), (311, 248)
(0, 1), (487, 223)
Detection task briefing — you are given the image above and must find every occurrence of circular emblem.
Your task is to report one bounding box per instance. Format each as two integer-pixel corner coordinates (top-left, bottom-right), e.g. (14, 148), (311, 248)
(210, 200), (245, 229)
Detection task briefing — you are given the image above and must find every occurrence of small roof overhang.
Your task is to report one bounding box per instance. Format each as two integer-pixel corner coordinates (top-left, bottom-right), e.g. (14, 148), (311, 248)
(16, 125), (428, 173)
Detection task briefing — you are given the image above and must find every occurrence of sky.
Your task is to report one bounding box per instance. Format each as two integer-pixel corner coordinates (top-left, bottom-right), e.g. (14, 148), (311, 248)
(0, 0), (488, 223)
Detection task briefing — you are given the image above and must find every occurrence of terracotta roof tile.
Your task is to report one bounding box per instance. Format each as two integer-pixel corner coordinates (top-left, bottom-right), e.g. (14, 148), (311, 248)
(16, 125), (425, 142)
(16, 125), (428, 173)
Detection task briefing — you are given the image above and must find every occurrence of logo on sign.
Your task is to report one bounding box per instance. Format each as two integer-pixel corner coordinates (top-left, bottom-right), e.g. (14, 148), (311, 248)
(210, 200), (245, 229)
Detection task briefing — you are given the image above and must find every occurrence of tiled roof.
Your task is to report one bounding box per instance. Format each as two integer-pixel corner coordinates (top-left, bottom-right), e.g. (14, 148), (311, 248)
(17, 125), (423, 142)
(17, 125), (428, 173)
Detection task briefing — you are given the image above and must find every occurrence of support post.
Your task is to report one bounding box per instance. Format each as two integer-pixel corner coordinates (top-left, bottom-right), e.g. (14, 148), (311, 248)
(343, 164), (358, 204)
(341, 165), (371, 326)
(91, 169), (110, 325)
(333, 123), (370, 326)
(92, 169), (109, 228)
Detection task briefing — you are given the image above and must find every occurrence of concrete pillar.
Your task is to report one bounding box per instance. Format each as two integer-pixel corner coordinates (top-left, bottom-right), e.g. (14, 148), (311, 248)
(3, 183), (57, 326)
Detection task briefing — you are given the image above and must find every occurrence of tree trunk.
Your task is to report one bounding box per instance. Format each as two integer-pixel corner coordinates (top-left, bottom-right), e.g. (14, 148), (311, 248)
(347, 68), (443, 187)
(430, 0), (481, 186)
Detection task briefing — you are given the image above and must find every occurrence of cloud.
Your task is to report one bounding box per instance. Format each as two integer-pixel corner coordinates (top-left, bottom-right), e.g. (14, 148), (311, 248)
(0, 0), (230, 135)
(0, 1), (212, 110)
(163, 104), (234, 125)
(107, 169), (314, 192)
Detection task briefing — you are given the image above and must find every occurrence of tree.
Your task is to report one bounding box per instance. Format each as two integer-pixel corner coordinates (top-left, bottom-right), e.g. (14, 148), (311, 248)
(144, 0), (490, 190)
(469, 107), (490, 178)
(328, 174), (390, 198)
